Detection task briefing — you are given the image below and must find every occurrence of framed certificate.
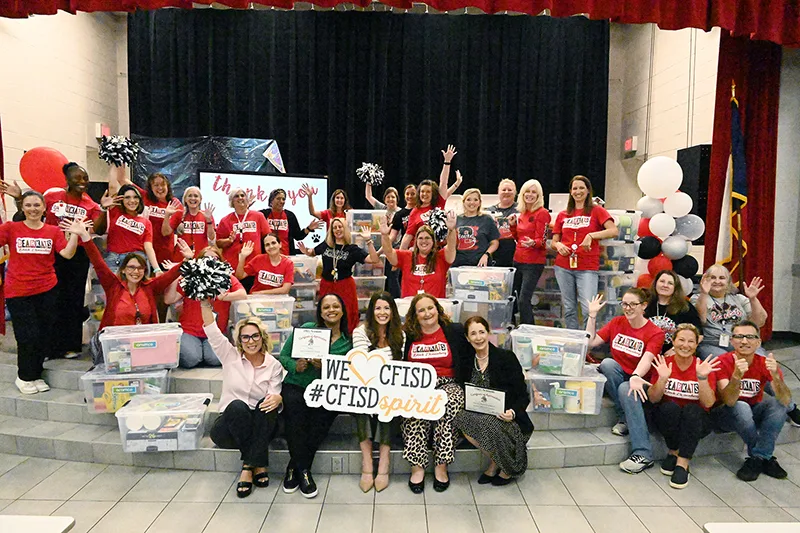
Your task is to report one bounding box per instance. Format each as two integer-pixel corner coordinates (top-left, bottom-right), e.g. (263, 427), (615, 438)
(291, 328), (332, 359)
(464, 384), (506, 416)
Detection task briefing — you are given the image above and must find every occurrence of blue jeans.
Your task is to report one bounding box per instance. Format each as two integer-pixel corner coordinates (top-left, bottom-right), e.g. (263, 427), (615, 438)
(598, 358), (652, 460)
(179, 332), (221, 368)
(712, 396), (786, 459)
(553, 266), (598, 330)
(514, 262), (545, 325)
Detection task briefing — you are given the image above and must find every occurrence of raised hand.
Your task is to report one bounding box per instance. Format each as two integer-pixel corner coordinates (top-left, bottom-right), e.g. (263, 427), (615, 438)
(588, 294), (606, 317)
(743, 277), (765, 300)
(652, 354), (672, 380)
(307, 218), (320, 231)
(453, 170), (463, 187)
(301, 183), (314, 197)
(246, 191), (257, 208)
(202, 203), (215, 222)
(379, 216), (391, 236)
(100, 190), (118, 209)
(442, 144), (457, 163)
(699, 273), (713, 295)
(141, 206), (151, 220)
(165, 198), (183, 217)
(732, 356), (750, 380)
(176, 238), (193, 260)
(446, 210), (457, 230)
(627, 376), (648, 403)
(358, 228), (373, 244)
(697, 355), (721, 379)
(298, 242), (309, 256)
(239, 241), (255, 259)
(161, 260), (178, 271)
(0, 181), (22, 199)
(765, 353), (780, 377)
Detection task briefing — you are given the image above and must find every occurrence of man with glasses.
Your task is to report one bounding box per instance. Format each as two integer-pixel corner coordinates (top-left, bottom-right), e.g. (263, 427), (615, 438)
(713, 320), (792, 481)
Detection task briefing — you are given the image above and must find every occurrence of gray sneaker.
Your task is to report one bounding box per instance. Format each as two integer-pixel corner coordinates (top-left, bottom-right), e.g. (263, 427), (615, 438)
(611, 422), (629, 436)
(620, 454), (654, 474)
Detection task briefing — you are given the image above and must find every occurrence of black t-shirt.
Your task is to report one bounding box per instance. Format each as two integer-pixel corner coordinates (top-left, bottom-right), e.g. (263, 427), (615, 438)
(314, 242), (368, 282)
(486, 204), (518, 267)
(644, 300), (703, 352)
(391, 207), (413, 236)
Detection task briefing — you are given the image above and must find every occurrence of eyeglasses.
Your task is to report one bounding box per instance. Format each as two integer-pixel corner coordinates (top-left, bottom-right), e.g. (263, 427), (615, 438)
(620, 302), (643, 309)
(732, 334), (760, 340)
(240, 333), (262, 343)
(125, 265), (145, 272)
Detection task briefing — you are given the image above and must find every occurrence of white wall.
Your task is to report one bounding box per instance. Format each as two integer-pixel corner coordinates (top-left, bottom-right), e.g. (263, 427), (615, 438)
(0, 11), (127, 217)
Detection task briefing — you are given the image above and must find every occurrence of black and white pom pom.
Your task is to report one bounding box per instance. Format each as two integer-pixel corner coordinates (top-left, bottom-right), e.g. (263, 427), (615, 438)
(427, 208), (448, 242)
(98, 136), (140, 167)
(356, 162), (384, 186)
(178, 257), (234, 301)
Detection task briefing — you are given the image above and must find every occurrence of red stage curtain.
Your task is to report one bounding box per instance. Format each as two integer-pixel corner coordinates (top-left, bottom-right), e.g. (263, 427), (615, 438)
(3, 1), (800, 46)
(703, 32), (781, 339)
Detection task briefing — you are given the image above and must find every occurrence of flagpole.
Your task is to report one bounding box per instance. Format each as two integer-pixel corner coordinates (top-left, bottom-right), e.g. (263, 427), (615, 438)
(736, 212), (744, 286)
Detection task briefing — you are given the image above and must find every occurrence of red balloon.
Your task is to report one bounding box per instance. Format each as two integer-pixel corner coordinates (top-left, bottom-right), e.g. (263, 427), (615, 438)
(647, 254), (673, 277)
(637, 218), (655, 239)
(636, 273), (654, 289)
(19, 147), (68, 193)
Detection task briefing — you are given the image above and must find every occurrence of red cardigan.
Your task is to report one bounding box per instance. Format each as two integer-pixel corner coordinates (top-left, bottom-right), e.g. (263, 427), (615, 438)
(84, 240), (181, 330)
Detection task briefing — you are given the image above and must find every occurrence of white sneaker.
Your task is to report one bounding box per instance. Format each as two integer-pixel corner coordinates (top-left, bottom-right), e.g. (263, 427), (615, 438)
(620, 454), (654, 474)
(15, 378), (38, 395)
(611, 422), (629, 436)
(33, 379), (50, 392)
(64, 351), (81, 359)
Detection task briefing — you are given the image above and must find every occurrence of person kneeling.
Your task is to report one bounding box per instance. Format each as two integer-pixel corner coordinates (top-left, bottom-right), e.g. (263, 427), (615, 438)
(201, 301), (285, 498)
(648, 324), (719, 489)
(712, 320), (792, 482)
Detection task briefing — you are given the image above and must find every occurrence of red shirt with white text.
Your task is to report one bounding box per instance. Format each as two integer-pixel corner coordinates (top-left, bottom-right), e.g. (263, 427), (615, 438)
(245, 255), (295, 293)
(552, 206), (612, 270)
(407, 328), (453, 378)
(597, 316), (665, 376)
(0, 222), (68, 298)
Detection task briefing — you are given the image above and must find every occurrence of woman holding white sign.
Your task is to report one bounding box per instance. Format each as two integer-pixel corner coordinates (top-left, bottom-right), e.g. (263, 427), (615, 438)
(401, 293), (470, 493)
(352, 292), (406, 493)
(454, 316), (532, 485)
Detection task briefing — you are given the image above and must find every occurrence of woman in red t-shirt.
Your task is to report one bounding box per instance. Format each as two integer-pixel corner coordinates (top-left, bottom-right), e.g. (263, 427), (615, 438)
(216, 188), (271, 292)
(509, 179), (551, 325)
(0, 191), (85, 394)
(648, 324), (720, 489)
(164, 186), (216, 257)
(551, 175), (617, 329)
(302, 184), (350, 228)
(235, 233), (294, 295)
(401, 294), (471, 494)
(164, 244), (247, 368)
(380, 211), (457, 298)
(106, 185), (159, 273)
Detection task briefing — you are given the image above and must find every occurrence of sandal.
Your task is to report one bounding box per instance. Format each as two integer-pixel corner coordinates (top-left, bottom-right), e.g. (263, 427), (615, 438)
(237, 465), (254, 498)
(253, 470), (269, 488)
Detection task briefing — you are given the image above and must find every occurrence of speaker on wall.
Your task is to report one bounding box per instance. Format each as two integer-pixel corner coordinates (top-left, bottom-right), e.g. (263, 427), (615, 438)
(677, 144), (711, 246)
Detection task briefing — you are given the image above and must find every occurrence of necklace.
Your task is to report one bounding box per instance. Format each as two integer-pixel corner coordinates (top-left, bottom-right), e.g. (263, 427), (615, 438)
(656, 302), (666, 319)
(474, 353), (489, 371)
(331, 243), (341, 281)
(233, 210), (248, 243)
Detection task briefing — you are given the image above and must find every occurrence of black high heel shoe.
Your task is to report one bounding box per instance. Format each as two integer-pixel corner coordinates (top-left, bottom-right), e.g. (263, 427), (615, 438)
(253, 470), (269, 488)
(237, 465), (254, 498)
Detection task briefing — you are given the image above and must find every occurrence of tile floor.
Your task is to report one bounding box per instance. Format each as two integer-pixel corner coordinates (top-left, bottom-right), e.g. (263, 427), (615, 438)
(2, 446), (800, 532)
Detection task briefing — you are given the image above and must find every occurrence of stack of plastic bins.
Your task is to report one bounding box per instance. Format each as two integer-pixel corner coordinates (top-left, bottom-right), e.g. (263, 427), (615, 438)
(231, 295), (296, 356)
(289, 282), (319, 327)
(347, 210), (389, 319)
(98, 323), (182, 374)
(115, 393), (213, 452)
(449, 266), (516, 339)
(81, 364), (169, 414)
(355, 276), (388, 320)
(510, 325), (605, 416)
(603, 209), (642, 244)
(394, 297), (462, 324)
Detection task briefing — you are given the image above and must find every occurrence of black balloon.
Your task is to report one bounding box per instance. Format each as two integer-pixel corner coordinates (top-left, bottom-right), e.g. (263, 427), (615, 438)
(672, 254), (699, 279)
(636, 236), (662, 260)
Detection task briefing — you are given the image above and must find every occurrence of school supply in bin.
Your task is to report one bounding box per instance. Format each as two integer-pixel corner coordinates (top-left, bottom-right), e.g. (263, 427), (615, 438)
(459, 296), (515, 330)
(231, 295), (295, 329)
(395, 298), (462, 324)
(511, 325), (590, 377)
(81, 365), (169, 414)
(449, 267), (516, 302)
(528, 365), (606, 415)
(115, 393), (212, 452)
(289, 255), (320, 283)
(100, 323), (182, 373)
(346, 209), (385, 233)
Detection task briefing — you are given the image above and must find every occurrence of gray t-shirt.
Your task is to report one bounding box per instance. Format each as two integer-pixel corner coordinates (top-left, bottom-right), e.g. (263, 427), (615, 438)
(453, 214), (501, 267)
(690, 292), (751, 343)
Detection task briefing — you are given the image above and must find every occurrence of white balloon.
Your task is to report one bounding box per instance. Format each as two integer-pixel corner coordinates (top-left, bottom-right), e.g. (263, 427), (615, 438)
(637, 156), (684, 198)
(661, 235), (689, 260)
(649, 213), (676, 240)
(636, 196), (664, 218)
(679, 275), (694, 296)
(663, 192), (693, 218)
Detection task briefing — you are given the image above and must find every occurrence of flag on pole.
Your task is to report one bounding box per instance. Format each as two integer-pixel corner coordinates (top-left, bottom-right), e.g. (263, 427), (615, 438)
(715, 84), (748, 280)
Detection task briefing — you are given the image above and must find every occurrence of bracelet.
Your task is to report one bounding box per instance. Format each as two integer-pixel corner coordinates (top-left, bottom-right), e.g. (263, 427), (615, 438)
(443, 162), (451, 165)
(697, 375), (708, 381)
(589, 314), (597, 319)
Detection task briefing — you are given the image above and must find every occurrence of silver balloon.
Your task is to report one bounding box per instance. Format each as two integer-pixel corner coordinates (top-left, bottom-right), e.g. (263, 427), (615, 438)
(675, 214), (705, 241)
(636, 196), (664, 218)
(679, 275), (694, 296)
(661, 235), (689, 260)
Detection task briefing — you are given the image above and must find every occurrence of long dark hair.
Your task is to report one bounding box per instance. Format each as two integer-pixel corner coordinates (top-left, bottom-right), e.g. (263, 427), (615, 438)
(649, 270), (689, 315)
(417, 179), (440, 208)
(403, 293), (451, 343)
(364, 292), (404, 360)
(118, 184), (145, 215)
(328, 189), (351, 214)
(316, 293), (351, 337)
(565, 175), (594, 215)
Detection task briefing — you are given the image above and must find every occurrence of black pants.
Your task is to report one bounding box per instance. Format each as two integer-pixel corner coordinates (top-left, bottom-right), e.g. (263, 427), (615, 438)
(652, 402), (711, 459)
(282, 383), (338, 471)
(514, 262), (545, 325)
(210, 399), (278, 467)
(7, 288), (58, 381)
(385, 259), (401, 299)
(52, 249), (90, 355)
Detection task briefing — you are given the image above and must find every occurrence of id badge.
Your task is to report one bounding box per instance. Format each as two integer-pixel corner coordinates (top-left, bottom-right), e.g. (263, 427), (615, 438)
(569, 254), (578, 269)
(719, 325), (731, 347)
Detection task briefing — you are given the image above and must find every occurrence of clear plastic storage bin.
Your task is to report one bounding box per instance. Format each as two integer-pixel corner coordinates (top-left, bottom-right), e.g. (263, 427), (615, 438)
(395, 298), (462, 324)
(597, 272), (636, 302)
(81, 365), (169, 414)
(603, 209), (641, 243)
(511, 325), (591, 376)
(353, 261), (386, 277)
(293, 309), (317, 327)
(599, 243), (637, 272)
(489, 328), (512, 350)
(450, 267), (516, 302)
(268, 329), (293, 356)
(460, 297), (515, 330)
(289, 282), (319, 311)
(100, 324), (182, 373)
(231, 295), (295, 329)
(289, 255), (320, 283)
(347, 209), (385, 233)
(528, 365), (606, 415)
(115, 393), (212, 452)
(355, 276), (387, 298)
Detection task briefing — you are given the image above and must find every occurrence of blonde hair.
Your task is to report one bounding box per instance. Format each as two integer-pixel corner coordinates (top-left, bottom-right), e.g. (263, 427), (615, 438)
(182, 186), (202, 204)
(461, 188), (483, 215)
(325, 218), (352, 247)
(517, 179), (545, 213)
(497, 179), (517, 194)
(232, 317), (273, 355)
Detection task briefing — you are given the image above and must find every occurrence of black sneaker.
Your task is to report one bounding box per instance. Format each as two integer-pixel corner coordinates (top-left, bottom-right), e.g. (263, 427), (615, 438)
(660, 455), (678, 476)
(299, 469), (318, 498)
(669, 465), (689, 489)
(736, 457), (763, 482)
(763, 456), (788, 479)
(788, 407), (800, 428)
(283, 466), (300, 493)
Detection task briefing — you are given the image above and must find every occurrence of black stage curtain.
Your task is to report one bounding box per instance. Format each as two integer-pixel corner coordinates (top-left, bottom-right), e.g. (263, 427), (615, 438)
(128, 10), (609, 206)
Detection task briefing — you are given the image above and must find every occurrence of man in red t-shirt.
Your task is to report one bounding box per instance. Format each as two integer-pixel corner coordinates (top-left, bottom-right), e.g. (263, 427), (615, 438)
(713, 321), (792, 482)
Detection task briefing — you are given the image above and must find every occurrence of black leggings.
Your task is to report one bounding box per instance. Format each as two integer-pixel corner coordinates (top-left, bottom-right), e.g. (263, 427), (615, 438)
(7, 288), (58, 381)
(652, 402), (711, 459)
(210, 399), (278, 468)
(282, 383), (338, 471)
(52, 249), (90, 355)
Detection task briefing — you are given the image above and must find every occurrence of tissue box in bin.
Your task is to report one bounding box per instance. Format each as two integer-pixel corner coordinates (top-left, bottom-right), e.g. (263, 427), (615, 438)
(289, 282), (318, 311)
(81, 365), (169, 414)
(450, 267), (516, 302)
(355, 276), (386, 298)
(353, 261), (385, 277)
(100, 324), (182, 373)
(511, 325), (590, 376)
(115, 393), (212, 452)
(460, 297), (515, 330)
(290, 255), (319, 283)
(599, 244), (636, 272)
(347, 209), (385, 233)
(268, 329), (293, 356)
(395, 298), (462, 324)
(231, 295), (295, 329)
(528, 365), (606, 415)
